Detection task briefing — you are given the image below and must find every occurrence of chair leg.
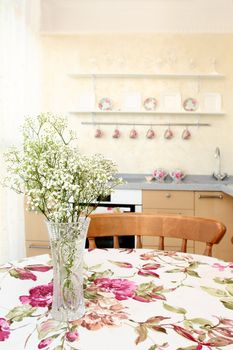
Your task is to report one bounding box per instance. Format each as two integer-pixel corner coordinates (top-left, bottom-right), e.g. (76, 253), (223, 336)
(113, 236), (120, 248)
(136, 236), (142, 248)
(181, 239), (187, 253)
(158, 236), (164, 250)
(204, 243), (212, 257)
(88, 238), (96, 249)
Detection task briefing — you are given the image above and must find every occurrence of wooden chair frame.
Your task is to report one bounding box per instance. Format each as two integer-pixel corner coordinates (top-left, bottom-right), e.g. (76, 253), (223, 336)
(87, 213), (226, 256)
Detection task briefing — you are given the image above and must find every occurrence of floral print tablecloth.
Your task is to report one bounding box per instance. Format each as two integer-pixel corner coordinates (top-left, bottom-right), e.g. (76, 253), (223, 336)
(0, 249), (233, 350)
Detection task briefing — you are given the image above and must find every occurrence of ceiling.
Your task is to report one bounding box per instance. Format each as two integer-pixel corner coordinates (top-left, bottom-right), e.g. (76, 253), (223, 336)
(40, 0), (233, 34)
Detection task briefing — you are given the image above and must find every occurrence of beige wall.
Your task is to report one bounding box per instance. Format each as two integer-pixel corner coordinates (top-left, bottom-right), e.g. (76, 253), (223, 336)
(41, 34), (233, 175)
(40, 0), (233, 33)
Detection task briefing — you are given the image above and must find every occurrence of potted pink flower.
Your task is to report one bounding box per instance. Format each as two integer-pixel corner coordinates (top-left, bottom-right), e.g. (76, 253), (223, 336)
(170, 169), (185, 183)
(153, 168), (168, 182)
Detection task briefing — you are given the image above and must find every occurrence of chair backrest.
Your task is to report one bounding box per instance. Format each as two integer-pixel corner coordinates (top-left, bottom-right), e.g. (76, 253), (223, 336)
(87, 213), (226, 256)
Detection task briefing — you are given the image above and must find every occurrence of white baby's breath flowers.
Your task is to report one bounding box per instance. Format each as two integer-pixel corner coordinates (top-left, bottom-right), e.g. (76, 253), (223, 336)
(4, 113), (123, 223)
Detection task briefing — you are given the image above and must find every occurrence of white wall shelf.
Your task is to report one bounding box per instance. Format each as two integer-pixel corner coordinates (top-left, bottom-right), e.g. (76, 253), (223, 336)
(68, 72), (225, 120)
(69, 110), (225, 116)
(68, 73), (225, 79)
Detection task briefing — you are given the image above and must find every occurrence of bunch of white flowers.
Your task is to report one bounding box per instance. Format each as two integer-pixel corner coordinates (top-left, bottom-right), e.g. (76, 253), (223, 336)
(4, 113), (123, 223)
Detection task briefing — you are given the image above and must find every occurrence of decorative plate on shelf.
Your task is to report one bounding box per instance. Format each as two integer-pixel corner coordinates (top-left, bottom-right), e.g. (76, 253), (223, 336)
(163, 93), (181, 112)
(98, 97), (113, 111)
(183, 98), (198, 112)
(203, 93), (222, 112)
(143, 97), (158, 111)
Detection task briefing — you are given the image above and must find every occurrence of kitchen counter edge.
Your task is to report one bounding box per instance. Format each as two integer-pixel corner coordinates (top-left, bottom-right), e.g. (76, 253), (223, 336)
(115, 174), (233, 197)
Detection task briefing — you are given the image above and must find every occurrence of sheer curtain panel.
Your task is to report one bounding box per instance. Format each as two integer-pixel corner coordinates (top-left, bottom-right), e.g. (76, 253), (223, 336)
(0, 0), (41, 263)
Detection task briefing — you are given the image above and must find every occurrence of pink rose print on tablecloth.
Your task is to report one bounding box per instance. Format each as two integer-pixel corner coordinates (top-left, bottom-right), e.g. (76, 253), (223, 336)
(0, 318), (10, 341)
(73, 298), (128, 331)
(138, 262), (161, 278)
(2, 263), (52, 282)
(94, 278), (136, 300)
(9, 268), (37, 281)
(38, 337), (53, 349)
(19, 282), (53, 308)
(108, 260), (133, 268)
(140, 252), (157, 260)
(140, 251), (178, 260)
(212, 262), (233, 271)
(25, 264), (52, 272)
(65, 330), (79, 342)
(138, 269), (160, 278)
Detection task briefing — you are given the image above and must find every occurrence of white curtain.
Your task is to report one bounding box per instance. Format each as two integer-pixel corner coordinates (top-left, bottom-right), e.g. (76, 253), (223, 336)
(0, 0), (41, 263)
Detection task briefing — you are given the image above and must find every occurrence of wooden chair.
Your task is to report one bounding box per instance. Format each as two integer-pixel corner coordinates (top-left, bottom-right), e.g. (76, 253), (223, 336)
(87, 213), (226, 256)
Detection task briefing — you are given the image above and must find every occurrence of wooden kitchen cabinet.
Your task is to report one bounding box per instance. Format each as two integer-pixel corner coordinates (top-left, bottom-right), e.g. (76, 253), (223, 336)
(26, 240), (51, 257)
(142, 189), (233, 261)
(143, 190), (194, 210)
(25, 207), (50, 257)
(194, 191), (233, 261)
(142, 190), (195, 252)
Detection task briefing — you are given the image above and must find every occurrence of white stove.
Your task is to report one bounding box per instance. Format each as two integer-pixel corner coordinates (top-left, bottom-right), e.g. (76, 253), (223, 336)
(94, 189), (142, 213)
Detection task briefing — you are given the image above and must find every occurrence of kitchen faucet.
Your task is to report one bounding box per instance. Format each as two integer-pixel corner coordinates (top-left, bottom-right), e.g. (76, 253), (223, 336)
(213, 147), (228, 181)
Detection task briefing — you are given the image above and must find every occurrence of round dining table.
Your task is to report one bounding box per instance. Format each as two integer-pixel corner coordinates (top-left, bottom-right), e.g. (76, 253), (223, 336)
(0, 248), (232, 350)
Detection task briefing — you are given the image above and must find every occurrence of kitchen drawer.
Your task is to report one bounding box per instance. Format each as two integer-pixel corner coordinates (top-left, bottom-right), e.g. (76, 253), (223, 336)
(26, 240), (51, 257)
(142, 190), (194, 210)
(25, 209), (49, 241)
(143, 208), (194, 216)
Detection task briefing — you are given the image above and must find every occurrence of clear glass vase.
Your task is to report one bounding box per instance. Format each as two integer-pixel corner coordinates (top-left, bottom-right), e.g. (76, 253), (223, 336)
(46, 217), (90, 321)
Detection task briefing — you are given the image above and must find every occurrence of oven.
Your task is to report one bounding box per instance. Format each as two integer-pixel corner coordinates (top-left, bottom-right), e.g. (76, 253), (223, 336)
(88, 189), (142, 248)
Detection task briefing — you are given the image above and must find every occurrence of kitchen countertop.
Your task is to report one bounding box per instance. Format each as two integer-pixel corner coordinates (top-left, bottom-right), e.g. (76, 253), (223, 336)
(116, 174), (233, 197)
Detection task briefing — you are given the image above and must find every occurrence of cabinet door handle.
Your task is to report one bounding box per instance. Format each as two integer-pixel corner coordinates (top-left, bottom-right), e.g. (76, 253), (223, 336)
(29, 244), (51, 249)
(198, 194), (223, 199)
(165, 193), (171, 198)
